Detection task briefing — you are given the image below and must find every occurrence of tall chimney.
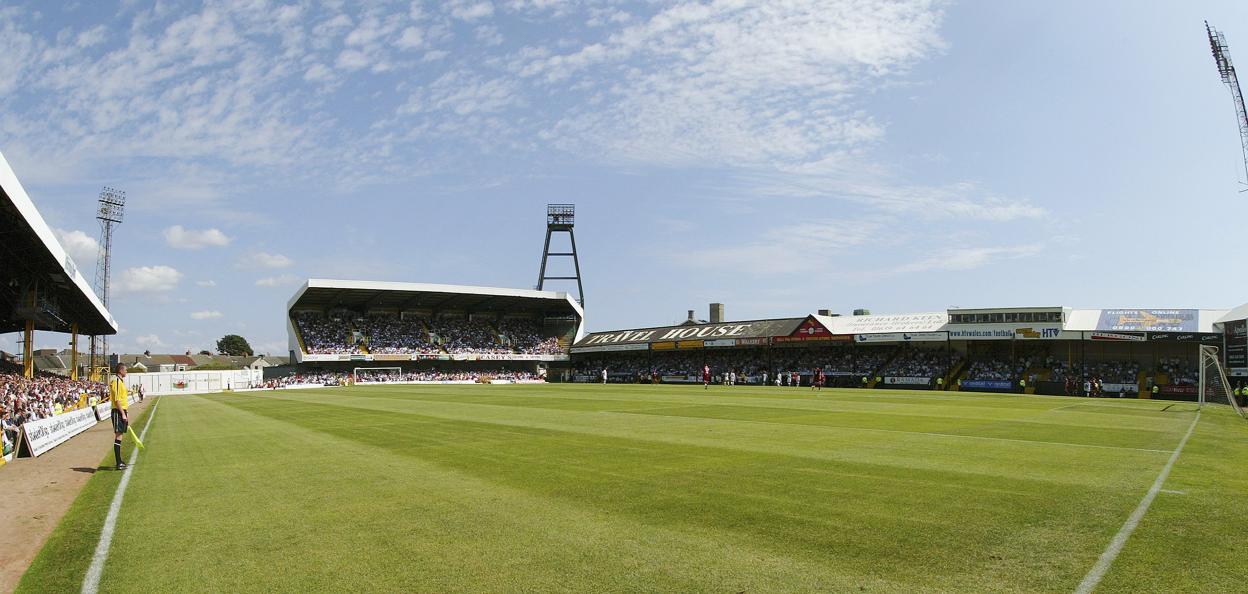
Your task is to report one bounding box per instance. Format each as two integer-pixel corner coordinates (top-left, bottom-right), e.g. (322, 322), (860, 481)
(709, 303), (724, 323)
(687, 310), (695, 322)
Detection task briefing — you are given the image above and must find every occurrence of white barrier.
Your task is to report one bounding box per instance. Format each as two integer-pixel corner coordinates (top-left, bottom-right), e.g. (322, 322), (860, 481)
(93, 402), (112, 421)
(131, 369), (262, 395)
(17, 407), (99, 457)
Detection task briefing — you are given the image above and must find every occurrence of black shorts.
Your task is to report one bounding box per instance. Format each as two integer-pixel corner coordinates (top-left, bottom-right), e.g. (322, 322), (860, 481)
(111, 409), (129, 434)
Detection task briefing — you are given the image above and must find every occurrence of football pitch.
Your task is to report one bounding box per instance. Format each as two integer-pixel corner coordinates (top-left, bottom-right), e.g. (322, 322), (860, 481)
(18, 385), (1248, 593)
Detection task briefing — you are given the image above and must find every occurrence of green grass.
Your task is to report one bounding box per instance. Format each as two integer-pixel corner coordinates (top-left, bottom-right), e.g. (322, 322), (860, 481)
(18, 385), (1248, 593)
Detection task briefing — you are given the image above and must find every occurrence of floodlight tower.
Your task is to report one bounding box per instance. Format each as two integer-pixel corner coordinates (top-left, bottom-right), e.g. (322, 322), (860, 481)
(536, 204), (584, 306)
(89, 187), (124, 378)
(1207, 21), (1248, 184)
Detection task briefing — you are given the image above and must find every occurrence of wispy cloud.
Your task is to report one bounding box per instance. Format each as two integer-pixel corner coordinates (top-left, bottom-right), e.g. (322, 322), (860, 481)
(241, 252), (294, 269)
(164, 225), (231, 249)
(255, 274), (300, 287)
(54, 228), (99, 268)
(115, 265), (183, 293)
(190, 310), (223, 320)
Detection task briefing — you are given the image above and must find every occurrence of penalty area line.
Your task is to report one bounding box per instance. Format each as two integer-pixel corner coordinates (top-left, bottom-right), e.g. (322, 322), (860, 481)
(81, 397), (161, 594)
(1073, 410), (1200, 594)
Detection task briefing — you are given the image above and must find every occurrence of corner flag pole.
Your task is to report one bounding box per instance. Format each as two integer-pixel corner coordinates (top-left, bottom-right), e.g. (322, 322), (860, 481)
(127, 425), (145, 449)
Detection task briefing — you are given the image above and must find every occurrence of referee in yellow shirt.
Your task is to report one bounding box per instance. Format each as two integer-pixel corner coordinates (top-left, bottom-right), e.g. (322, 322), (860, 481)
(110, 363), (130, 469)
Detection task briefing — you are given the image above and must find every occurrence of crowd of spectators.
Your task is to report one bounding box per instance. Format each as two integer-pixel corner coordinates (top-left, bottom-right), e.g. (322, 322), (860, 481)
(1158, 358), (1197, 386)
(360, 314), (435, 354)
(294, 311), (355, 354)
(1050, 360), (1140, 385)
(573, 347), (900, 383)
(883, 349), (952, 379)
(499, 319), (563, 355)
(294, 311), (568, 356)
(429, 318), (510, 354)
(963, 353), (1034, 382)
(355, 370), (541, 383)
(2, 368), (108, 457)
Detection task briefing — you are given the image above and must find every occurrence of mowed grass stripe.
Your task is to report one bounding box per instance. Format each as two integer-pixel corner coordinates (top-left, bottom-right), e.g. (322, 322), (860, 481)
(361, 386), (1194, 433)
(259, 387), (1173, 487)
(1087, 409), (1248, 593)
(24, 386), (1241, 593)
(15, 402), (161, 594)
(206, 391), (1146, 592)
(83, 393), (1037, 592)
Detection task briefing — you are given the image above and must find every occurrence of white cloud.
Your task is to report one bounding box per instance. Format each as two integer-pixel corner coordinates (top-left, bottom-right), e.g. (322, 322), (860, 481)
(684, 219), (885, 275)
(116, 265), (183, 293)
(893, 244), (1043, 275)
(396, 27), (424, 50)
(54, 228), (99, 267)
(242, 252), (294, 269)
(136, 334), (165, 347)
(335, 49), (370, 71)
(191, 310), (223, 320)
(255, 274), (299, 287)
(163, 225), (231, 249)
(303, 63), (333, 82)
(450, 1), (495, 21)
(196, 280), (217, 287)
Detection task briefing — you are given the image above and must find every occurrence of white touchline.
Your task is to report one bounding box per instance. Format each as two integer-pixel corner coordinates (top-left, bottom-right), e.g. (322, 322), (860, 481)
(1073, 411), (1200, 594)
(81, 397), (161, 594)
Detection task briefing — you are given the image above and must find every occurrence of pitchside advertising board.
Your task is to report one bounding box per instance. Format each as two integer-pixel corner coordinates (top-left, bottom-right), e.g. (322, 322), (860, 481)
(15, 407), (98, 458)
(1227, 319), (1248, 372)
(962, 380), (1013, 390)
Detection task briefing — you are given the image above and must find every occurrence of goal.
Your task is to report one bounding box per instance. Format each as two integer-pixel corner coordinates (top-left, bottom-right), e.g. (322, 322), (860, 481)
(1199, 346), (1244, 417)
(353, 366), (403, 384)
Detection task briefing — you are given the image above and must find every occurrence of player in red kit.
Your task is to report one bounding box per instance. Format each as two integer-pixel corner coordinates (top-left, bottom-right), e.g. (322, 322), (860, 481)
(703, 364), (711, 389)
(813, 367), (825, 392)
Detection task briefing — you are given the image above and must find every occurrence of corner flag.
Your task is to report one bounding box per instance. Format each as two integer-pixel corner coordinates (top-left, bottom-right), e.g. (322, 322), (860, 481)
(127, 426), (145, 450)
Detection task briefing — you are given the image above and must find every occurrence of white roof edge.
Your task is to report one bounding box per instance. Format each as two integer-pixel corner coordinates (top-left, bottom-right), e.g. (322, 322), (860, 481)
(0, 149), (117, 334)
(287, 278), (583, 319)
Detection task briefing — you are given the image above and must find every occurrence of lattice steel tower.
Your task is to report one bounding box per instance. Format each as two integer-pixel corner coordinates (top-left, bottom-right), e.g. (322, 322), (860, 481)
(90, 187), (124, 377)
(536, 204), (584, 306)
(1207, 21), (1248, 184)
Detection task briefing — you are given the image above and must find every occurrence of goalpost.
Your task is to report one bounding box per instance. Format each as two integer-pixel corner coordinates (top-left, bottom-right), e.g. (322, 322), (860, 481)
(1199, 346), (1244, 417)
(353, 366), (403, 384)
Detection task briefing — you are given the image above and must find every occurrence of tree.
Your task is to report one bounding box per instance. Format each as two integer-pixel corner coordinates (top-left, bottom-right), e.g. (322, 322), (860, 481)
(216, 334), (253, 357)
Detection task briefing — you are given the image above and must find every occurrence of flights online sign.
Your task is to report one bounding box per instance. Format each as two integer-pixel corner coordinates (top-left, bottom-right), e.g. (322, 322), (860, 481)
(1096, 309), (1197, 332)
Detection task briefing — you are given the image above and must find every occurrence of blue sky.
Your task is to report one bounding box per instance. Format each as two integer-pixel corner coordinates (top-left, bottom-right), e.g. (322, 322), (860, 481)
(3, 0), (1248, 357)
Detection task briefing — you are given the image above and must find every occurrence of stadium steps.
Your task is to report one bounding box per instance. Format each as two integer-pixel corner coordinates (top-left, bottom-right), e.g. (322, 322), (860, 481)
(291, 316), (309, 354)
(348, 320), (369, 354)
(867, 351), (903, 388)
(944, 359), (969, 391)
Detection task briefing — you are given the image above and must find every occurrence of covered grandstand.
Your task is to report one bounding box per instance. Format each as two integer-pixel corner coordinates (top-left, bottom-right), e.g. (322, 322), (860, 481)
(285, 279), (583, 374)
(0, 150), (117, 379)
(572, 305), (1240, 400)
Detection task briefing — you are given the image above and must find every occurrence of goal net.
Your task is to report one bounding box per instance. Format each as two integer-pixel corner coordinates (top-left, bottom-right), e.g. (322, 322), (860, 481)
(353, 367), (403, 384)
(1199, 346), (1244, 417)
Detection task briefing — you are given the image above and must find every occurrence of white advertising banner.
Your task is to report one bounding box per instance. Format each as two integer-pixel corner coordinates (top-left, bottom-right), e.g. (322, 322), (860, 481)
(1088, 332), (1146, 342)
(133, 369), (263, 395)
(571, 343), (649, 354)
(948, 325), (1074, 340)
(884, 376), (931, 385)
(703, 339), (738, 347)
(855, 333), (904, 343)
(903, 332), (948, 342)
(18, 408), (98, 457)
(93, 403), (112, 422)
(1101, 382), (1139, 394)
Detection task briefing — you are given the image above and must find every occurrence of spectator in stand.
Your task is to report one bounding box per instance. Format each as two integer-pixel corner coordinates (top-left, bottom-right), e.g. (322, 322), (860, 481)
(0, 369), (106, 426)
